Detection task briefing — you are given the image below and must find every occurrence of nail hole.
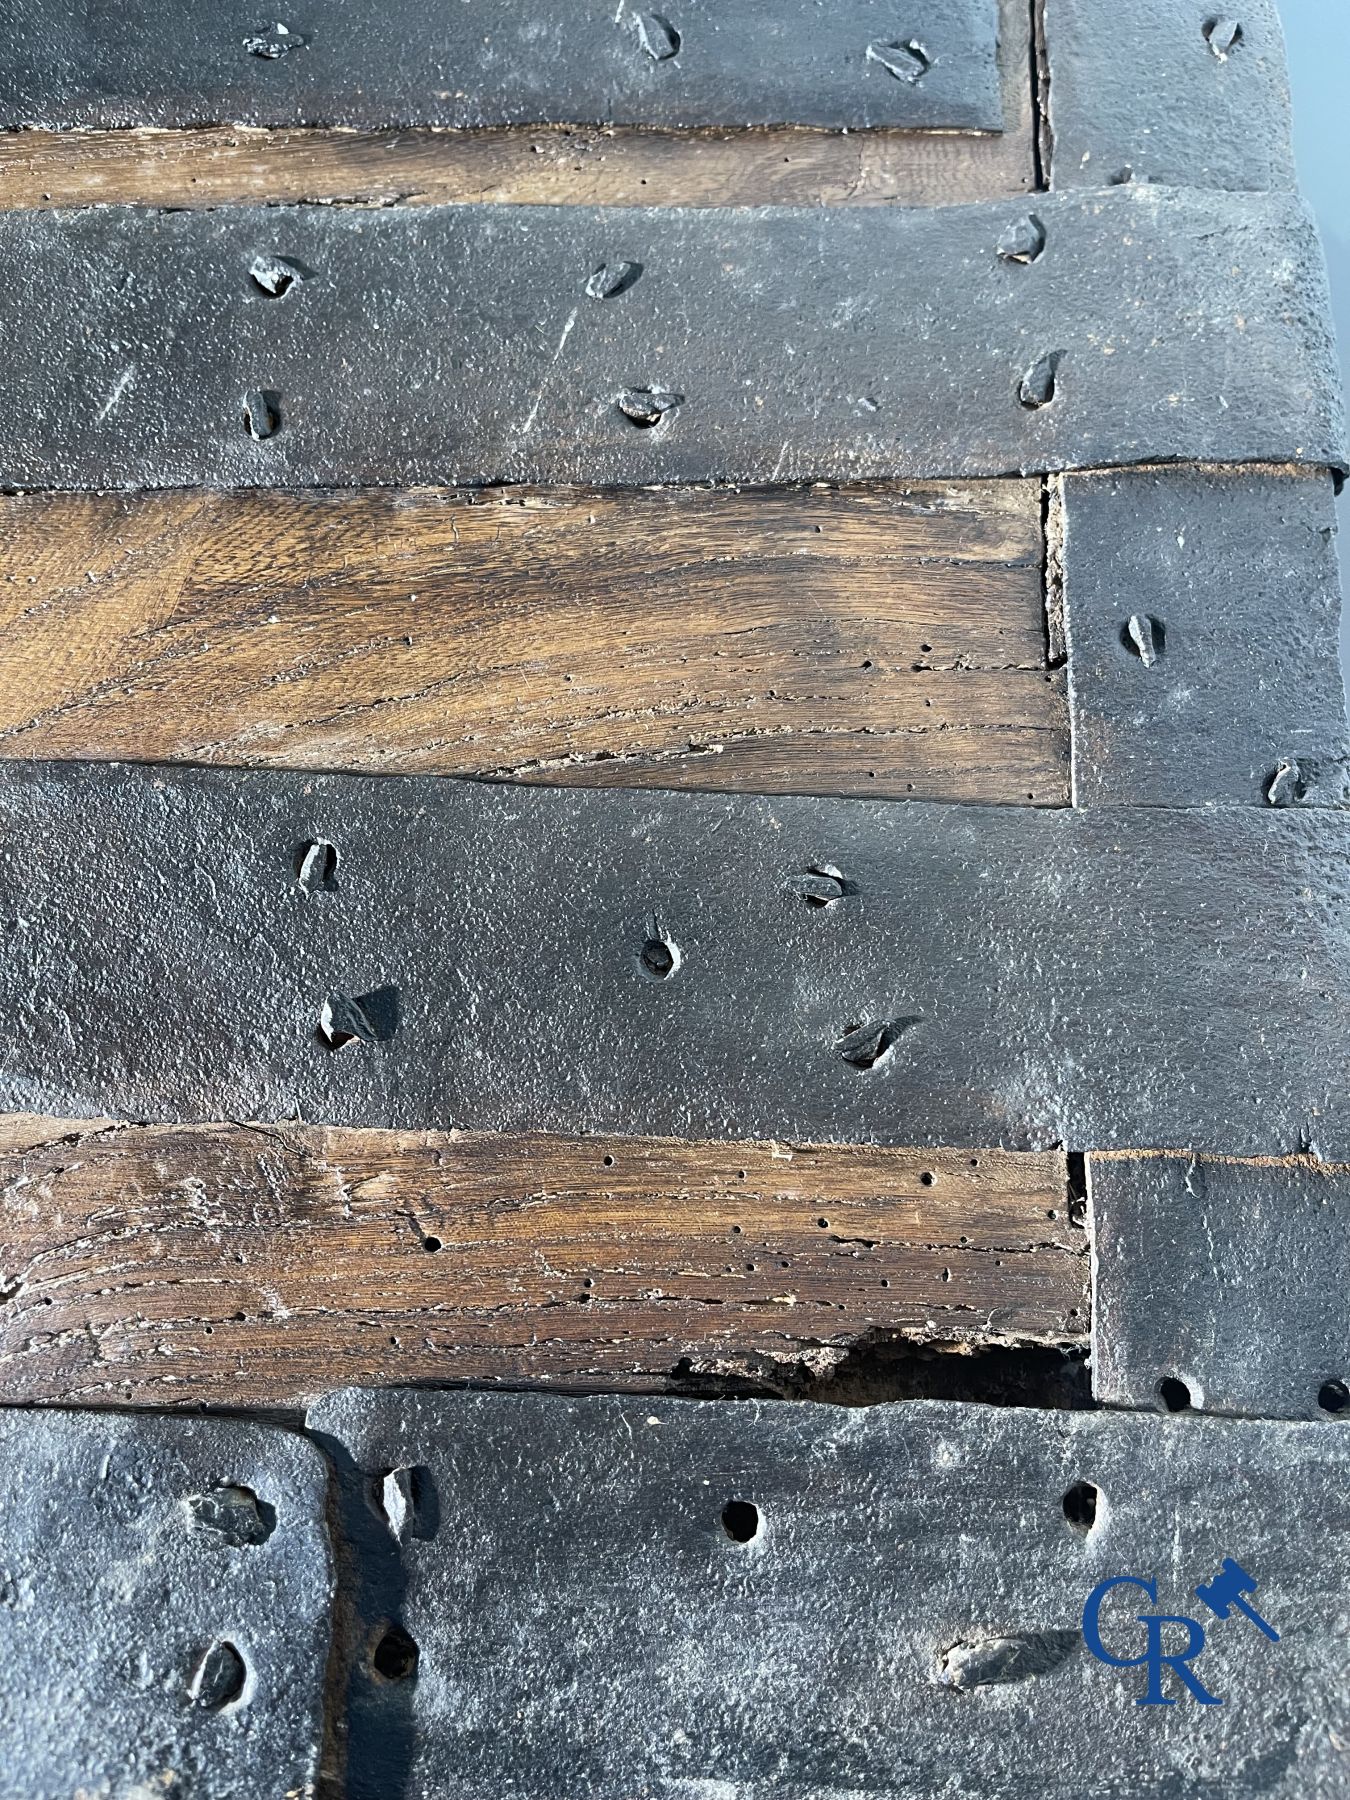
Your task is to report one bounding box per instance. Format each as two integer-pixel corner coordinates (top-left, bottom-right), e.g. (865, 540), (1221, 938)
(1062, 1481), (1099, 1532)
(920, 1171), (935, 1188)
(634, 12), (680, 59)
(294, 839), (339, 893)
(243, 389), (281, 440)
(422, 1235), (441, 1254)
(188, 1639), (248, 1711)
(603, 1154), (615, 1167)
(721, 1499), (759, 1543)
(836, 1016), (925, 1072)
(1319, 1379), (1349, 1415)
(317, 985), (402, 1049)
(1018, 351), (1062, 410)
(1157, 1375), (1192, 1414)
(1121, 614), (1165, 665)
(638, 931), (681, 981)
(186, 1484), (276, 1548)
(617, 387), (683, 430)
(866, 38), (932, 83)
(586, 260), (644, 300)
(248, 253), (311, 298)
(370, 1623), (420, 1682)
(1202, 16), (1244, 57)
(996, 214), (1046, 265)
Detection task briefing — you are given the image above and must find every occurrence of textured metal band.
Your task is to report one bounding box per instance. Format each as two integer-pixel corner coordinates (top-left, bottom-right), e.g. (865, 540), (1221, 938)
(311, 1387), (1350, 1798)
(3, 188), (1344, 490)
(1062, 467), (1350, 808)
(1090, 1154), (1350, 1422)
(1043, 0), (1296, 192)
(0, 0), (1003, 132)
(1, 759), (1348, 1157)
(0, 1410), (333, 1799)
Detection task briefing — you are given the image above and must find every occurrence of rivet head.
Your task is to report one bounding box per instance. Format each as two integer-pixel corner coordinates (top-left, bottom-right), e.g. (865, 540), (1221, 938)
(1121, 614), (1165, 666)
(1202, 17), (1243, 58)
(244, 22), (305, 58)
(585, 260), (644, 301)
(617, 387), (683, 430)
(789, 865), (849, 908)
(1018, 351), (1062, 410)
(243, 390), (281, 440)
(997, 216), (1047, 265)
(836, 1016), (924, 1072)
(634, 12), (680, 61)
(1266, 759), (1306, 807)
(248, 253), (308, 298)
(866, 39), (933, 84)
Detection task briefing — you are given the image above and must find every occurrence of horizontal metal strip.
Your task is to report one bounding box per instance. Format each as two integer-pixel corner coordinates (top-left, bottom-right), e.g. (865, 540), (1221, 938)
(1062, 466), (1349, 808)
(1090, 1152), (1350, 1422)
(1044, 0), (1296, 192)
(4, 188), (1344, 490)
(0, 0), (1003, 133)
(1, 759), (1347, 1157)
(312, 1387), (1350, 1797)
(0, 1409), (332, 1799)
(0, 1117), (1082, 1409)
(0, 481), (1066, 806)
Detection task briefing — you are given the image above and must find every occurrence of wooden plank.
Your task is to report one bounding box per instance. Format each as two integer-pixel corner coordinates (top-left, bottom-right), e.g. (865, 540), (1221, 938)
(6, 190), (1342, 492)
(0, 1409), (333, 1800)
(0, 482), (1064, 805)
(0, 0), (1004, 133)
(0, 0), (1034, 210)
(0, 1121), (1082, 1408)
(1062, 466), (1347, 808)
(2, 762), (1349, 1157)
(312, 1387), (1350, 1797)
(1090, 1151), (1350, 1421)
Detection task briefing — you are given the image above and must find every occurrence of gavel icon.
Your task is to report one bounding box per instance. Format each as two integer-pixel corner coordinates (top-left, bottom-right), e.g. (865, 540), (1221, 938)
(1194, 1558), (1280, 1643)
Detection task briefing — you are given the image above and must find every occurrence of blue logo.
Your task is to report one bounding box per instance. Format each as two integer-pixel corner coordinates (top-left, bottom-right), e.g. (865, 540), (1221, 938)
(1082, 1558), (1279, 1705)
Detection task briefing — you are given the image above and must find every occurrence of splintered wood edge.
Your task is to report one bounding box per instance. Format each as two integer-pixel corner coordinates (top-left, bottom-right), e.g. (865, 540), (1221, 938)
(0, 480), (1067, 805)
(0, 1120), (1085, 1409)
(0, 2), (1033, 209)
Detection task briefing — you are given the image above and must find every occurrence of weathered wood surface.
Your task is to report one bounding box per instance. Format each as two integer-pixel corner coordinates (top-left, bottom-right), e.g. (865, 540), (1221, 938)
(5, 189), (1343, 491)
(2, 762), (1349, 1156)
(0, 481), (1065, 804)
(1044, 0), (1295, 192)
(0, 0), (1003, 132)
(0, 1119), (1081, 1408)
(0, 0), (1035, 210)
(312, 1388), (1350, 1799)
(0, 1408), (332, 1800)
(1090, 1152), (1350, 1421)
(1062, 466), (1348, 808)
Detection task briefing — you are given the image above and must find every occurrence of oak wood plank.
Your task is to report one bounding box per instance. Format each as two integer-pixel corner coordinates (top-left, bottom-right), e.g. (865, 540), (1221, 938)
(0, 1120), (1083, 1408)
(0, 482), (1066, 804)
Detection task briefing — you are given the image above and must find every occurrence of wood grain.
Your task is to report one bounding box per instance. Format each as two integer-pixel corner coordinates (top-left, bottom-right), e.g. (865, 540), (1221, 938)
(0, 481), (1066, 804)
(0, 1119), (1083, 1408)
(0, 0), (1032, 210)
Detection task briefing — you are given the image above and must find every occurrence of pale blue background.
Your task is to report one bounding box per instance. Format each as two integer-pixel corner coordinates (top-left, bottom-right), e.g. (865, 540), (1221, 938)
(1280, 0), (1350, 701)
